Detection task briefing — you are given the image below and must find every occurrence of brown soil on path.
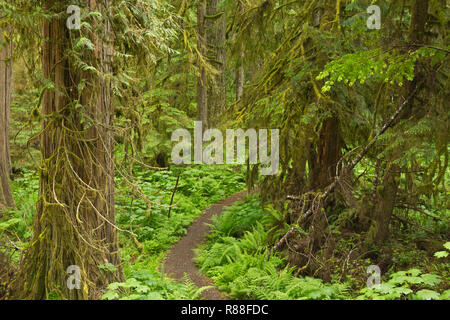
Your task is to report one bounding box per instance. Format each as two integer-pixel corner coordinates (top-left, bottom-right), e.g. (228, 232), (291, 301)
(164, 190), (247, 300)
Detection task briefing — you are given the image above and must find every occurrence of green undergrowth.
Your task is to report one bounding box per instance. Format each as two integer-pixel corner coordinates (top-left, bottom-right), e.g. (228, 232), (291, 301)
(357, 242), (449, 300)
(0, 169), (39, 257)
(195, 195), (349, 300)
(1, 164), (245, 300)
(4, 166), (447, 300)
(101, 271), (213, 300)
(358, 266), (450, 300)
(103, 164), (246, 300)
(195, 196), (450, 300)
(116, 164), (245, 254)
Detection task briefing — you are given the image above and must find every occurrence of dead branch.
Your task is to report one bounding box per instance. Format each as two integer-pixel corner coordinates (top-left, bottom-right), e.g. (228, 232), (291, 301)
(268, 86), (422, 259)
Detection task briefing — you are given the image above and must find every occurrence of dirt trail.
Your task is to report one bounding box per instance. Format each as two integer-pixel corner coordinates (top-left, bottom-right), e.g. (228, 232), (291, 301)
(164, 190), (247, 300)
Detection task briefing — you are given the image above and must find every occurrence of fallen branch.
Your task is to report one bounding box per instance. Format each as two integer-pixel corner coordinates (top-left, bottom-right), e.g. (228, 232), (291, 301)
(268, 86), (421, 259)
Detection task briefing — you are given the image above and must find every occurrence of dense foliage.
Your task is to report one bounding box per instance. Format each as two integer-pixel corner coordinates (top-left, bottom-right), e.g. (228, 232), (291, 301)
(0, 0), (448, 300)
(197, 196), (449, 300)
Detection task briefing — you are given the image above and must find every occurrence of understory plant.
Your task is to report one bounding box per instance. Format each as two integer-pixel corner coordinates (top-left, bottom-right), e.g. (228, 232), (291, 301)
(196, 196), (349, 300)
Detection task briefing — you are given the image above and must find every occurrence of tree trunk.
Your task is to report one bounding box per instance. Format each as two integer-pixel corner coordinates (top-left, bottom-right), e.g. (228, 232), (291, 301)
(197, 0), (208, 128)
(307, 4), (342, 192)
(368, 164), (400, 244)
(409, 0), (429, 44)
(366, 0), (429, 244)
(235, 42), (244, 101)
(310, 115), (342, 190)
(13, 0), (123, 300)
(235, 1), (244, 102)
(0, 27), (14, 210)
(205, 0), (226, 126)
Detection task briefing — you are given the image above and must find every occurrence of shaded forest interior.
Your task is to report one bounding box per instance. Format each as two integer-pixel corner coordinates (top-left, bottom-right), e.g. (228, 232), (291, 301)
(0, 0), (449, 300)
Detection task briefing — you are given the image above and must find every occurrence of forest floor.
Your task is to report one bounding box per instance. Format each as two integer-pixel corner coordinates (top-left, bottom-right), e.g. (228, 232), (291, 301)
(163, 190), (247, 300)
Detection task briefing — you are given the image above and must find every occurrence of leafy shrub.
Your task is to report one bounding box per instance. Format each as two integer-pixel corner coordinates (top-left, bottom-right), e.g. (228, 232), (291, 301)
(434, 242), (450, 259)
(102, 271), (212, 300)
(357, 268), (447, 300)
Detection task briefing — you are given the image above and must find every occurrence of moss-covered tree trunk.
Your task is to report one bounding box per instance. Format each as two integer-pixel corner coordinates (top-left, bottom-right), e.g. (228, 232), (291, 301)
(309, 116), (342, 190)
(13, 0), (123, 300)
(309, 4), (343, 193)
(205, 0), (226, 126)
(366, 0), (429, 245)
(197, 0), (208, 128)
(235, 2), (244, 102)
(0, 27), (14, 211)
(368, 164), (400, 244)
(235, 43), (244, 102)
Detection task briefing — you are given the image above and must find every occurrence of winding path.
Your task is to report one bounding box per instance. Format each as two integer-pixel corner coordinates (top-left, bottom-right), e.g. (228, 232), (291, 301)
(164, 190), (247, 300)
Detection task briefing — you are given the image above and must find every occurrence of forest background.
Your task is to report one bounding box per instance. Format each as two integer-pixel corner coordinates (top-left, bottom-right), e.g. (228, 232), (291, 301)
(0, 0), (448, 300)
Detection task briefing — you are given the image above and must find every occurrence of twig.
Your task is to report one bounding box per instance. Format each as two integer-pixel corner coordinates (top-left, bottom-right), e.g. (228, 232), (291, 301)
(396, 205), (447, 222)
(168, 170), (182, 218)
(339, 246), (357, 282)
(409, 44), (450, 54)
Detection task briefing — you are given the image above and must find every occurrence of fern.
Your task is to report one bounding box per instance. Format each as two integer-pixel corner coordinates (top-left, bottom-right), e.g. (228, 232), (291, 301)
(196, 197), (348, 300)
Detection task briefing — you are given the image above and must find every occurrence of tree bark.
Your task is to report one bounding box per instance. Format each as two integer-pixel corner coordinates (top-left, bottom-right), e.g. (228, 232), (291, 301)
(409, 0), (429, 44)
(369, 164), (400, 244)
(310, 115), (342, 190)
(205, 0), (226, 126)
(0, 27), (14, 210)
(234, 2), (244, 102)
(197, 0), (208, 128)
(308, 4), (342, 192)
(13, 0), (123, 300)
(367, 0), (429, 244)
(235, 42), (244, 101)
